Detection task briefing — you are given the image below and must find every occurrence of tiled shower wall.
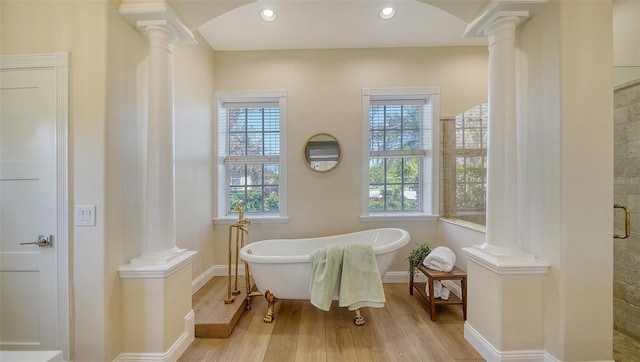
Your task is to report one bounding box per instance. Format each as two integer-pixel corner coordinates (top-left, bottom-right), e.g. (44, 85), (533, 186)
(613, 79), (640, 342)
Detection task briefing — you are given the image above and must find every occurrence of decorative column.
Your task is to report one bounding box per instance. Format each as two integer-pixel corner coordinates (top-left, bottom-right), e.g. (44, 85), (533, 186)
(461, 1), (550, 359)
(117, 2), (197, 358)
(463, 1), (548, 268)
(143, 23), (179, 260)
(119, 2), (197, 267)
(483, 15), (520, 256)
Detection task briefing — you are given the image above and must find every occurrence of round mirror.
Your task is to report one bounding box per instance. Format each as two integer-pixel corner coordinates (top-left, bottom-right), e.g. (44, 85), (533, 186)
(303, 133), (342, 172)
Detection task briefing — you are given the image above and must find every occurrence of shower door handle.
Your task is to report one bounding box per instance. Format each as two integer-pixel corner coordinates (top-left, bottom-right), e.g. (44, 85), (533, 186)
(614, 204), (630, 239)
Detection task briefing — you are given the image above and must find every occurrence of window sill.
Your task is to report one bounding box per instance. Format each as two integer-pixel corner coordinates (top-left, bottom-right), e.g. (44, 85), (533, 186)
(213, 216), (289, 225)
(360, 213), (439, 222)
(439, 217), (486, 233)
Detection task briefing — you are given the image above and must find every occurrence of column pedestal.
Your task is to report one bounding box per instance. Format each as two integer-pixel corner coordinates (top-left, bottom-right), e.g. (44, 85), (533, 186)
(119, 255), (196, 359)
(462, 1), (550, 359)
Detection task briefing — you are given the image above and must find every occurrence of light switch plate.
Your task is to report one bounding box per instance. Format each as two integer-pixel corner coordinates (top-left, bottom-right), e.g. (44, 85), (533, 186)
(74, 205), (96, 226)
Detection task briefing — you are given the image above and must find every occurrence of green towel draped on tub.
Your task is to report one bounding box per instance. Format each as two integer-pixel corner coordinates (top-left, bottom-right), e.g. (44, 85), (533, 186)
(309, 243), (386, 312)
(309, 244), (344, 311)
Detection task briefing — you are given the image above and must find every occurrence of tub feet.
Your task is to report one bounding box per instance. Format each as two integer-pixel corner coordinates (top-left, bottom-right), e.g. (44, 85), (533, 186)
(354, 309), (365, 326)
(264, 290), (278, 323)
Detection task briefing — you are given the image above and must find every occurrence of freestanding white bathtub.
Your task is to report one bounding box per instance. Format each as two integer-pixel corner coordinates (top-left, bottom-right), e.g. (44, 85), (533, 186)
(239, 228), (410, 300)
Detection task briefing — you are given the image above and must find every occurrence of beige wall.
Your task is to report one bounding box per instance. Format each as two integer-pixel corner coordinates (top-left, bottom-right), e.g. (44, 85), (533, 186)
(1, 0), (111, 360)
(518, 0), (614, 359)
(174, 32), (217, 280)
(0, 0), (617, 360)
(105, 0), (148, 360)
(213, 47), (488, 272)
(1, 0), (217, 360)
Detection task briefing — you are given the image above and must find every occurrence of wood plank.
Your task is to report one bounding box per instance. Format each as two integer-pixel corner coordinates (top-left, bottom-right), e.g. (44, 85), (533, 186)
(395, 314), (455, 361)
(193, 277), (228, 324)
(195, 288), (249, 337)
(351, 307), (394, 362)
(384, 282), (423, 315)
(325, 326), (358, 362)
(264, 300), (302, 361)
(181, 283), (485, 362)
(232, 297), (281, 361)
(214, 296), (266, 361)
(324, 301), (354, 329)
(368, 306), (422, 361)
(176, 338), (210, 362)
(436, 323), (484, 360)
(295, 302), (327, 362)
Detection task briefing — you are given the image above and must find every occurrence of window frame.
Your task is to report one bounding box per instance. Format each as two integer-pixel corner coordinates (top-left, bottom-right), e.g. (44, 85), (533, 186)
(361, 87), (440, 221)
(213, 90), (288, 224)
(450, 102), (488, 222)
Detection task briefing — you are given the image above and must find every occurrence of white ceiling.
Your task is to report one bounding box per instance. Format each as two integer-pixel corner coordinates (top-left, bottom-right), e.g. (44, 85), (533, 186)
(186, 0), (489, 51)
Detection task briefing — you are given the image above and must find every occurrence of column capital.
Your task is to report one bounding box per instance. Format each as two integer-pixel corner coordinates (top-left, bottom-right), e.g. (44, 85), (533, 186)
(464, 0), (547, 38)
(119, 1), (197, 45)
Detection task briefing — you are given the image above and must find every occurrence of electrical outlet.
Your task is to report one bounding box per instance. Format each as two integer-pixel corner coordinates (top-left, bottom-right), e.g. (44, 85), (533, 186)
(74, 205), (96, 226)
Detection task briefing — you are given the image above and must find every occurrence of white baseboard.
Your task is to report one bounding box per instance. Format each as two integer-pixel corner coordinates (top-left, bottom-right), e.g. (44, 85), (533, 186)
(464, 322), (615, 362)
(192, 265), (246, 295)
(114, 310), (194, 362)
(191, 265), (217, 294)
(382, 271), (413, 283)
(464, 322), (549, 362)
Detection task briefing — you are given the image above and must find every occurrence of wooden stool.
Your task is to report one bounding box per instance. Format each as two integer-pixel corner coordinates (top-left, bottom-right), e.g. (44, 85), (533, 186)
(409, 264), (467, 321)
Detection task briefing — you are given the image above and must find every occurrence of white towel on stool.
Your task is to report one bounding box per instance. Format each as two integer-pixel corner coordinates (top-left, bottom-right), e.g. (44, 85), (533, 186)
(423, 246), (456, 272)
(425, 281), (450, 300)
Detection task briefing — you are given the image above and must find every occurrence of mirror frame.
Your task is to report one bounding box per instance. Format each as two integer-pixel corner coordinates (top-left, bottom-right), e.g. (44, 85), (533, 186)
(303, 133), (342, 173)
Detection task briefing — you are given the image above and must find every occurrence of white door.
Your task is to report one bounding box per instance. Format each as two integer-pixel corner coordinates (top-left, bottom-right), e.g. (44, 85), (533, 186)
(0, 53), (69, 357)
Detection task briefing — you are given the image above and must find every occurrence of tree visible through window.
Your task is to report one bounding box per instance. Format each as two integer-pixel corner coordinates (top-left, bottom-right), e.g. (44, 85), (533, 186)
(216, 90), (287, 220)
(368, 104), (422, 211)
(455, 103), (487, 214)
(362, 87), (440, 218)
(226, 106), (280, 213)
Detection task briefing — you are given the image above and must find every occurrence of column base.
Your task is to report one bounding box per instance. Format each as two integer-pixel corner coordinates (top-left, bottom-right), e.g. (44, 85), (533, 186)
(119, 250), (196, 356)
(463, 248), (549, 359)
(129, 246), (185, 267)
(463, 245), (549, 275)
(119, 249), (197, 278)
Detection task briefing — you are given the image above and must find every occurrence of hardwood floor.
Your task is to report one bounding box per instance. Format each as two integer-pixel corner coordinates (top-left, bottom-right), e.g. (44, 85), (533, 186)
(180, 281), (484, 362)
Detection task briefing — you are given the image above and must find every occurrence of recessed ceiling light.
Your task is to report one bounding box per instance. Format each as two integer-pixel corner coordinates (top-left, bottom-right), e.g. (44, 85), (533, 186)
(260, 8), (277, 22)
(379, 7), (396, 20)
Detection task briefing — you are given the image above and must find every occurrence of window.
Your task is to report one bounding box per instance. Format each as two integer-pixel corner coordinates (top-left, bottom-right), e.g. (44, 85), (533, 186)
(361, 88), (440, 220)
(215, 90), (288, 222)
(441, 102), (487, 225)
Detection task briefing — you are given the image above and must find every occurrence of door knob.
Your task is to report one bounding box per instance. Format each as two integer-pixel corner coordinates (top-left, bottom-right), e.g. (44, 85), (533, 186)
(20, 235), (53, 247)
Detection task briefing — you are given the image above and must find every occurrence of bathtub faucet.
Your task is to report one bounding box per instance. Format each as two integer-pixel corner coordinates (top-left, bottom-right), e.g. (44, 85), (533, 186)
(225, 201), (253, 304)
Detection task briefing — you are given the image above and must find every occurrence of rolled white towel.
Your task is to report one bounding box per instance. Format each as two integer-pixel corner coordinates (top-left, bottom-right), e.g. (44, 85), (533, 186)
(423, 246), (456, 272)
(424, 281), (450, 300)
(440, 287), (450, 300)
(425, 280), (443, 298)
